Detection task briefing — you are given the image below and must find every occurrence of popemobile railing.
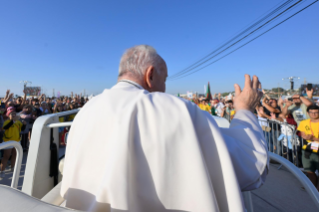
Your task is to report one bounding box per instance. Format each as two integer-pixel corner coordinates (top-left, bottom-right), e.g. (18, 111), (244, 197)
(253, 117), (319, 211)
(22, 109), (80, 199)
(0, 141), (23, 188)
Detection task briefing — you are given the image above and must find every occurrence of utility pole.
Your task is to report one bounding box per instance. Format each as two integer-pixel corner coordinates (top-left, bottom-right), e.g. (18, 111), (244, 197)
(282, 76), (300, 91)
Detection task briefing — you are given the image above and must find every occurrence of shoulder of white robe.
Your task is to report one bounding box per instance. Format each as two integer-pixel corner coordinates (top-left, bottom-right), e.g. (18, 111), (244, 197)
(223, 109), (269, 190)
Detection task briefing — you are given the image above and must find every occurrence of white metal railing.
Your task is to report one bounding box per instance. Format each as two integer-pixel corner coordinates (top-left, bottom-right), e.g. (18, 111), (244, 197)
(22, 109), (80, 199)
(243, 152), (319, 212)
(269, 153), (319, 210)
(242, 191), (254, 212)
(244, 152), (319, 211)
(46, 122), (73, 128)
(0, 141), (23, 188)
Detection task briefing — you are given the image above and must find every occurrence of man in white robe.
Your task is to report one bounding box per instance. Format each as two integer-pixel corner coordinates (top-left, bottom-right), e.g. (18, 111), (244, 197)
(61, 45), (268, 212)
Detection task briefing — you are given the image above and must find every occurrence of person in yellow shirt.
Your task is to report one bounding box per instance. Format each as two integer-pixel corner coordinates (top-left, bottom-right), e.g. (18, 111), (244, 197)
(230, 110), (236, 118)
(225, 100), (236, 122)
(297, 105), (319, 191)
(1, 107), (26, 179)
(198, 99), (211, 114)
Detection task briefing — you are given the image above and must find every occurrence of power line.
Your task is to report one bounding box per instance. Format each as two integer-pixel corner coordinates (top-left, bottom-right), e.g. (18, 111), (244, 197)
(169, 0), (298, 79)
(170, 0), (318, 80)
(169, 0), (305, 80)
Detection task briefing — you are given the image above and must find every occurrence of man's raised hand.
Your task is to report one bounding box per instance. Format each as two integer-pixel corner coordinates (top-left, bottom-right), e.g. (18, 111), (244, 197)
(278, 96), (284, 106)
(234, 74), (263, 112)
(286, 100), (293, 107)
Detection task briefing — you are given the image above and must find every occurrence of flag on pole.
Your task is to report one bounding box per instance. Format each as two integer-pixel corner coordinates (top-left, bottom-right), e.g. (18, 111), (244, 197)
(206, 82), (212, 101)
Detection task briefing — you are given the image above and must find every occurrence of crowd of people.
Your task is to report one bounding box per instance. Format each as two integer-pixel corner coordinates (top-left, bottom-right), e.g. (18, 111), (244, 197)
(190, 93), (236, 122)
(1, 84), (319, 191)
(185, 87), (319, 191)
(0, 89), (88, 179)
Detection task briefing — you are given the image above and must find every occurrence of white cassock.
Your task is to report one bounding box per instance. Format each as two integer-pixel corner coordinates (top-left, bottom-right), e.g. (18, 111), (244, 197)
(61, 80), (269, 212)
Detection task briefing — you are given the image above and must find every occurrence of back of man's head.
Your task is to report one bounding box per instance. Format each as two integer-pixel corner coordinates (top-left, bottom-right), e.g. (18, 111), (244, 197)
(118, 45), (167, 93)
(118, 45), (162, 78)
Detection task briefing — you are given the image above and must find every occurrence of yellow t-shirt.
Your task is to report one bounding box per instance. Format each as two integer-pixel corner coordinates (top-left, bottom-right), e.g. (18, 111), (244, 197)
(297, 119), (319, 152)
(230, 110), (236, 117)
(3, 120), (23, 142)
(199, 104), (211, 113)
(68, 114), (76, 121)
(59, 117), (64, 122)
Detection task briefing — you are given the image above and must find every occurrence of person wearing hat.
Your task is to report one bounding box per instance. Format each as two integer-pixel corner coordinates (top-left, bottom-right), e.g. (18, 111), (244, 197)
(0, 106), (26, 179)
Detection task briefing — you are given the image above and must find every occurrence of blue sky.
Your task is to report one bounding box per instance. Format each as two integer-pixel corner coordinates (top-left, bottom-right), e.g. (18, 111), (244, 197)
(0, 0), (318, 97)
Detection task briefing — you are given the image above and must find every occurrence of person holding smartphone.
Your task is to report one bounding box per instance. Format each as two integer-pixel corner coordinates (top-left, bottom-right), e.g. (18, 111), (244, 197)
(281, 88), (314, 126)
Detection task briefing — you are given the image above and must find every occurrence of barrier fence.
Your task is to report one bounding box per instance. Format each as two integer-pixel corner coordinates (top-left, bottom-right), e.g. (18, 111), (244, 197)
(258, 117), (304, 168)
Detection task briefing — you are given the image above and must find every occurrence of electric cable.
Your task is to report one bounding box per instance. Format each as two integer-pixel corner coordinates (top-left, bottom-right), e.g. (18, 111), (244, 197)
(170, 0), (318, 81)
(169, 0), (307, 80)
(169, 0), (296, 79)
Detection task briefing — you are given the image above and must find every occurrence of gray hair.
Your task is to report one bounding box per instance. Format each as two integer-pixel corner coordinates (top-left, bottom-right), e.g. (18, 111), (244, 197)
(118, 45), (162, 78)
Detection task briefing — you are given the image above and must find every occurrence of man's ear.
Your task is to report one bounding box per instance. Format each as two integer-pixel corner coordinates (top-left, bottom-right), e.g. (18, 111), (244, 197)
(145, 66), (155, 89)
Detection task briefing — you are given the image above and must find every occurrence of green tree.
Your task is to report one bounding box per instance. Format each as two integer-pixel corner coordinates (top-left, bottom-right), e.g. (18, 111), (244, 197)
(271, 87), (285, 93)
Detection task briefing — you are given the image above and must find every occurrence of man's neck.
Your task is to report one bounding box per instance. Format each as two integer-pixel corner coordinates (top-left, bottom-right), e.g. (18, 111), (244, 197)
(118, 76), (146, 90)
(310, 118), (319, 123)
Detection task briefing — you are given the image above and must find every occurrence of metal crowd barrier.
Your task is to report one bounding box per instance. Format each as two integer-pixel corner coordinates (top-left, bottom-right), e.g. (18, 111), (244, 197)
(258, 118), (302, 167)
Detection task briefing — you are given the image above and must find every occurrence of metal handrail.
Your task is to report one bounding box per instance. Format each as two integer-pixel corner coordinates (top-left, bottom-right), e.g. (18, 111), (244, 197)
(242, 191), (254, 212)
(46, 122), (73, 128)
(22, 108), (80, 198)
(244, 152), (319, 211)
(269, 152), (319, 210)
(0, 141), (23, 188)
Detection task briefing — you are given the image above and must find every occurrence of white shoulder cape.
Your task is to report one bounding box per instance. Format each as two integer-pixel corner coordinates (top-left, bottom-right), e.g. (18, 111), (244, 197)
(61, 82), (268, 212)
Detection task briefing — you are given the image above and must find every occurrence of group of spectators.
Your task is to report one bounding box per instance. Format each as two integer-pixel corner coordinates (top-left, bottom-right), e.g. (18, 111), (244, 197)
(0, 89), (88, 179)
(186, 87), (319, 191)
(182, 88), (319, 191)
(191, 93), (236, 122)
(1, 85), (319, 191)
(256, 88), (319, 191)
